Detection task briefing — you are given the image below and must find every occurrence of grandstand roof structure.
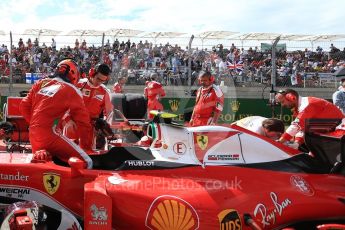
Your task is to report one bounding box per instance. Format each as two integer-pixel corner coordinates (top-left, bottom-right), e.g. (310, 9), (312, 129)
(230, 32), (281, 41)
(22, 29), (61, 38)
(2, 28), (345, 51)
(10, 28), (345, 43)
(232, 33), (345, 42)
(140, 31), (187, 44)
(197, 31), (238, 40)
(141, 31), (186, 38)
(66, 29), (103, 37)
(305, 34), (345, 42)
(280, 34), (313, 41)
(105, 28), (144, 38)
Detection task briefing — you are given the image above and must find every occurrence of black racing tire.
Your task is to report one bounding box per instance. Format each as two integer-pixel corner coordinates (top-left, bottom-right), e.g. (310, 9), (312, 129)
(111, 93), (147, 119)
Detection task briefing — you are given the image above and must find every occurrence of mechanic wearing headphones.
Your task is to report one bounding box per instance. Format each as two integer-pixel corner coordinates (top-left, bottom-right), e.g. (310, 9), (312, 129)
(20, 59), (93, 168)
(190, 71), (224, 127)
(63, 63), (113, 149)
(275, 88), (345, 148)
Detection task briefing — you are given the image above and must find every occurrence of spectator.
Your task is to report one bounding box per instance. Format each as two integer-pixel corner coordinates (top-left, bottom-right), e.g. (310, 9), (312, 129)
(27, 38), (32, 50)
(34, 38), (39, 47)
(51, 38), (56, 51)
(75, 39), (80, 49)
(18, 38), (24, 49)
(81, 40), (87, 50)
(333, 78), (345, 114)
(190, 71), (224, 126)
(20, 59), (93, 168)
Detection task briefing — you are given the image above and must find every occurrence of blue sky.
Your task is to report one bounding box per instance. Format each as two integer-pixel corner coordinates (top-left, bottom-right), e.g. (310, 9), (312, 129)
(1, 0), (344, 34)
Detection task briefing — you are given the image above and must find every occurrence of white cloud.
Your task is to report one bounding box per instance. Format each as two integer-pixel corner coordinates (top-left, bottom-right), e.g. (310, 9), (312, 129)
(1, 0), (344, 34)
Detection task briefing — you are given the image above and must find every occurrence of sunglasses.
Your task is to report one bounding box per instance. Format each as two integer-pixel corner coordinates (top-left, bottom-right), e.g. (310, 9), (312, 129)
(95, 76), (107, 83)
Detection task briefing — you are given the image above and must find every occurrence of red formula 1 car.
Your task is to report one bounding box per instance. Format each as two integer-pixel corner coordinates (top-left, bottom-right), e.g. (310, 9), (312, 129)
(0, 96), (344, 229)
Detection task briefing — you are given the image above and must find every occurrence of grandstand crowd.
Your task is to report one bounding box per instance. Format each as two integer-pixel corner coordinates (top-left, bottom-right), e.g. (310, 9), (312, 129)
(0, 37), (345, 87)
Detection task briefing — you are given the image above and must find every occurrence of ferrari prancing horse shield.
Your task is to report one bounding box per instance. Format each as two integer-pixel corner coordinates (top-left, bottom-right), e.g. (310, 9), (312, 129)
(43, 173), (60, 195)
(196, 135), (208, 150)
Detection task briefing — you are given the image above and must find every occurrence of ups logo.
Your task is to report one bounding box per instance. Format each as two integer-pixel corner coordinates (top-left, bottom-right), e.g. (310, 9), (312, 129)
(218, 209), (242, 230)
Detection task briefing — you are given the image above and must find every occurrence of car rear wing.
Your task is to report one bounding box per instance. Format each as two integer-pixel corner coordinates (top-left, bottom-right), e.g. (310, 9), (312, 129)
(2, 97), (30, 146)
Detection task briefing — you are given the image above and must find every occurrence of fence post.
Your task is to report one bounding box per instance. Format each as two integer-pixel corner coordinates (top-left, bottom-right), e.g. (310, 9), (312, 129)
(271, 36), (280, 87)
(187, 35), (194, 89)
(9, 31), (13, 96)
(100, 33), (105, 64)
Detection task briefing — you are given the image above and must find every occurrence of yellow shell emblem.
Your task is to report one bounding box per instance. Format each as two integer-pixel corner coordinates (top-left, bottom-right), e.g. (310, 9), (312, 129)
(146, 195), (199, 230)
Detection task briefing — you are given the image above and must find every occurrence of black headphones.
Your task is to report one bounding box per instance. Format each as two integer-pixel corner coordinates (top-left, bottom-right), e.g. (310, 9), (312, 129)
(89, 63), (111, 79)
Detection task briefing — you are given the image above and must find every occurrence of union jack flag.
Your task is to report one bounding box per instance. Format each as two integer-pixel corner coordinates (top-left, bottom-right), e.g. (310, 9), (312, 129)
(226, 60), (244, 72)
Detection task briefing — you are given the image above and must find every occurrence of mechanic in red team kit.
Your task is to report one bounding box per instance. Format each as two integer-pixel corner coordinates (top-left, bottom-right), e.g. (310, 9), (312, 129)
(190, 71), (224, 126)
(20, 59), (93, 168)
(233, 116), (285, 140)
(63, 63), (113, 149)
(275, 88), (345, 148)
(144, 73), (166, 119)
(113, 76), (126, 93)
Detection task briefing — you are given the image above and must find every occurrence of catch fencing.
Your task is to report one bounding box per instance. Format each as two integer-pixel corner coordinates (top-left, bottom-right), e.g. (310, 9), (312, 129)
(1, 31), (345, 90)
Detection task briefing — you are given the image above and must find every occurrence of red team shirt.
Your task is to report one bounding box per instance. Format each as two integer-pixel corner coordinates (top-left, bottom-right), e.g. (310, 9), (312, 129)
(63, 78), (113, 145)
(113, 82), (123, 93)
(20, 77), (93, 167)
(282, 96), (345, 142)
(144, 81), (166, 119)
(191, 85), (224, 126)
(77, 78), (113, 119)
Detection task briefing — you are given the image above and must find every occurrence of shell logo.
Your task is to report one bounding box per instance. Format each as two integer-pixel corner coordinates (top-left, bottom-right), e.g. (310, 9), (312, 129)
(145, 195), (200, 230)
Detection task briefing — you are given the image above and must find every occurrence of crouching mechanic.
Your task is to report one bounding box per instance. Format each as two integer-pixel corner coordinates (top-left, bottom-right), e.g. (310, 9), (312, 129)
(233, 116), (284, 140)
(20, 59), (94, 168)
(275, 88), (345, 149)
(63, 63), (113, 149)
(190, 71), (224, 126)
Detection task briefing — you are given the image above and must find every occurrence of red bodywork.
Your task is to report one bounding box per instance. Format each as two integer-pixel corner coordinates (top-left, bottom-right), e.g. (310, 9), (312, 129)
(0, 151), (344, 229)
(1, 96), (345, 229)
